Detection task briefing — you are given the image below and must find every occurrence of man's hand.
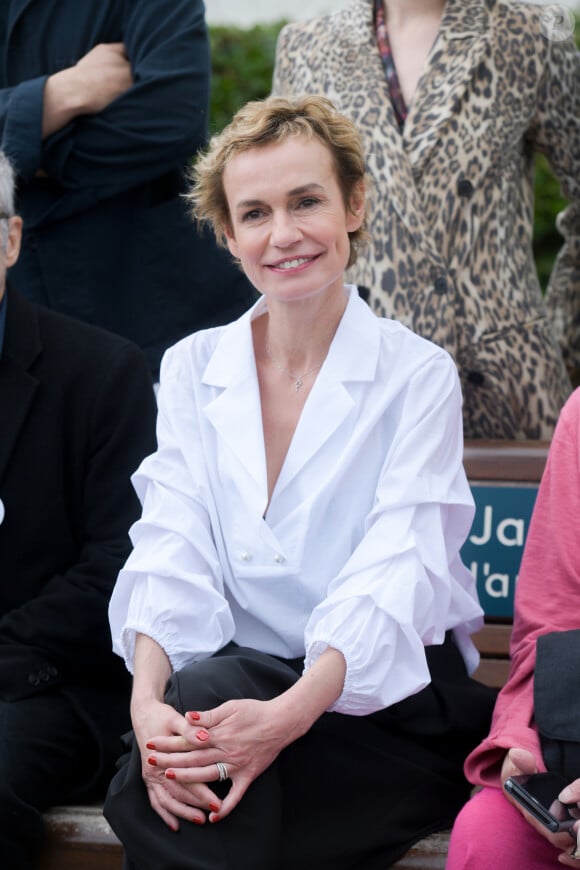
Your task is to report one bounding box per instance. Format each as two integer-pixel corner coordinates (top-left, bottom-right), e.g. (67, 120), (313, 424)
(42, 43), (133, 138)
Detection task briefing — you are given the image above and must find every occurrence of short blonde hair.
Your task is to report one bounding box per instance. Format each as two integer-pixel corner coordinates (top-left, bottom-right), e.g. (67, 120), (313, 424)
(188, 95), (368, 268)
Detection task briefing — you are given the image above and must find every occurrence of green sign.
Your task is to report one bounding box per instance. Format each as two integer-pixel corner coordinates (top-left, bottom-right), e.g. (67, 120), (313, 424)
(460, 485), (539, 618)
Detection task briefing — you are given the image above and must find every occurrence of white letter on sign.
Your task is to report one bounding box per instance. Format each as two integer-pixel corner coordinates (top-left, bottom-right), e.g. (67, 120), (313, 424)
(497, 517), (524, 547)
(469, 505), (492, 545)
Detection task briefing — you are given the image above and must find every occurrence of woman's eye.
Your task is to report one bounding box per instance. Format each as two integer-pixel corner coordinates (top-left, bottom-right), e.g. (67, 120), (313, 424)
(242, 209), (265, 222)
(298, 197), (319, 209)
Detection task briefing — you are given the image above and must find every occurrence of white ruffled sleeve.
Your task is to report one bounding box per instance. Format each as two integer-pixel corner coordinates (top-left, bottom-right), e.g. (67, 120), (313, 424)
(108, 343), (235, 673)
(304, 355), (481, 714)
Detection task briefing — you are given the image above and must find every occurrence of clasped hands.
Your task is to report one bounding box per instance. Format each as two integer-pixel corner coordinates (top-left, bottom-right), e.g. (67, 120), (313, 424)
(502, 748), (580, 865)
(133, 696), (288, 831)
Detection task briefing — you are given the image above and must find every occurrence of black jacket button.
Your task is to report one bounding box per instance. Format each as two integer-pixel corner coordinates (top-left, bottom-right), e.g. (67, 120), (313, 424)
(467, 371), (485, 386)
(457, 179), (474, 198)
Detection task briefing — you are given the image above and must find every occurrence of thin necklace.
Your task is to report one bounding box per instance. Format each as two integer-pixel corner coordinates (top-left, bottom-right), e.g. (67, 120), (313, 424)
(265, 342), (323, 392)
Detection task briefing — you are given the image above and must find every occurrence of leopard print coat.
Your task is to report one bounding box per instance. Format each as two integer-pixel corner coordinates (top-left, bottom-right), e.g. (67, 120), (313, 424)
(273, 0), (580, 439)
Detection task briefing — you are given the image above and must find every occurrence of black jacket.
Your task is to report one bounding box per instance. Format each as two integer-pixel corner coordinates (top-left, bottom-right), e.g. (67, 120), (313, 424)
(0, 287), (157, 767)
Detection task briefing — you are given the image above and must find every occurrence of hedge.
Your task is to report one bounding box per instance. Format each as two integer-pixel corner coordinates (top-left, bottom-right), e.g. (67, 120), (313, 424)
(209, 22), (285, 135)
(209, 18), (579, 291)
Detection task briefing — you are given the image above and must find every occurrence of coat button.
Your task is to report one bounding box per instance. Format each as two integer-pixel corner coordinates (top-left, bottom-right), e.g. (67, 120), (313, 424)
(467, 371), (485, 386)
(457, 179), (474, 198)
(357, 285), (371, 304)
(434, 277), (448, 295)
(0, 498), (4, 525)
(273, 554), (285, 564)
(28, 673), (41, 687)
(240, 551), (251, 562)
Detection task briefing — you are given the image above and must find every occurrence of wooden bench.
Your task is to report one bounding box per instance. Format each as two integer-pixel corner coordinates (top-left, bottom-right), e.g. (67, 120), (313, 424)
(35, 439), (550, 870)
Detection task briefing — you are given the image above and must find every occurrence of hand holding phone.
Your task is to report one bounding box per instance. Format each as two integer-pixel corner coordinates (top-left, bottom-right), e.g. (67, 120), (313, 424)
(504, 772), (580, 834)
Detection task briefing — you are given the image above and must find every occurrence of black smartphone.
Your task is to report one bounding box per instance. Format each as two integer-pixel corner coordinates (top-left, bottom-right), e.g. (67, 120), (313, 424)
(504, 772), (579, 833)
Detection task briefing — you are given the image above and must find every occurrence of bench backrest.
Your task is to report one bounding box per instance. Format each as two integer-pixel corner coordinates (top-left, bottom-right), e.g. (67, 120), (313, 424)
(463, 439), (549, 688)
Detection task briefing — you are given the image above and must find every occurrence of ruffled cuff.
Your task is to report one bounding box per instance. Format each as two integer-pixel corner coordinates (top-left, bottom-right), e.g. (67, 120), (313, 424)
(118, 622), (203, 676)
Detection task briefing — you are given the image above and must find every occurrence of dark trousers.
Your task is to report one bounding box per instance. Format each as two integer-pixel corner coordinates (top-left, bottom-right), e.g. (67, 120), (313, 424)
(0, 691), (102, 869)
(105, 641), (496, 870)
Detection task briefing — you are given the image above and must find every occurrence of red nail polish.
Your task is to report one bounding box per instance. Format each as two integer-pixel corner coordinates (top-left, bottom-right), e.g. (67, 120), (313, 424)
(196, 729), (209, 742)
(209, 814), (219, 823)
(187, 711), (201, 721)
(208, 802), (220, 813)
(166, 770), (176, 779)
(147, 756), (157, 766)
(146, 742), (156, 750)
(193, 818), (204, 826)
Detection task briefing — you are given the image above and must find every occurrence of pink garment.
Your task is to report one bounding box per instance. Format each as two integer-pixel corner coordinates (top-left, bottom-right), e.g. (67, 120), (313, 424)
(446, 787), (561, 868)
(464, 387), (580, 789)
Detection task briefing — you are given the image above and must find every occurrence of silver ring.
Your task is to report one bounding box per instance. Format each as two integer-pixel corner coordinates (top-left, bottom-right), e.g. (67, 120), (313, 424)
(216, 761), (229, 782)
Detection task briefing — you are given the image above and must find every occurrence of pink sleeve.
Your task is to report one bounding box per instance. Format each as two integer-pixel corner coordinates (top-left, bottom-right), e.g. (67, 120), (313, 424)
(465, 388), (580, 787)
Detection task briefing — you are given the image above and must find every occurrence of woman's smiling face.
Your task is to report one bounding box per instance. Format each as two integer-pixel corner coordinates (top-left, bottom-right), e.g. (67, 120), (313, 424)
(223, 135), (365, 305)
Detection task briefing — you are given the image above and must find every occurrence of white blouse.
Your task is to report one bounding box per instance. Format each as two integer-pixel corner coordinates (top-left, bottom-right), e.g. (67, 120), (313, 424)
(109, 286), (484, 715)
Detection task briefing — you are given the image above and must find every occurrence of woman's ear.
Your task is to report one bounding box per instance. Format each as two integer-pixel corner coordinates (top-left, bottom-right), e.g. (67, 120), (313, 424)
(346, 180), (366, 231)
(224, 223), (239, 259)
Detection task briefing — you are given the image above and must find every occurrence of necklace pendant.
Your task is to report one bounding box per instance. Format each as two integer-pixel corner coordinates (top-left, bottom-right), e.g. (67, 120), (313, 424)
(295, 378), (303, 391)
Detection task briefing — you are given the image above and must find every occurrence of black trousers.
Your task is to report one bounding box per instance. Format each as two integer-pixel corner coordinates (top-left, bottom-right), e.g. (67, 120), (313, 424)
(0, 690), (103, 870)
(105, 640), (496, 870)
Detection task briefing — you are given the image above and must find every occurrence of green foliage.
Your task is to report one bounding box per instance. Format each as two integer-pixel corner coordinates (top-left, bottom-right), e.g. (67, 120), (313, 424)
(208, 17), (579, 290)
(209, 21), (286, 135)
(533, 153), (568, 292)
(533, 15), (580, 290)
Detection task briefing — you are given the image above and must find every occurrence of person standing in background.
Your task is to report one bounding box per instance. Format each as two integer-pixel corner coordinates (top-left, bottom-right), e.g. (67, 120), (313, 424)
(0, 0), (256, 380)
(273, 0), (580, 439)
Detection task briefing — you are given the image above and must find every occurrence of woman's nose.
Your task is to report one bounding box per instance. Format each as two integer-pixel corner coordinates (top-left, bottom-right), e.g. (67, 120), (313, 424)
(270, 211), (301, 247)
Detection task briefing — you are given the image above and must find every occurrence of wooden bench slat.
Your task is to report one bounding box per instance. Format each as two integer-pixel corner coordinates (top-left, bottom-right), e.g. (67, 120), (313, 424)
(392, 830), (451, 869)
(472, 658), (511, 689)
(464, 439), (549, 482)
(471, 621), (513, 688)
(37, 805), (122, 870)
(471, 623), (512, 656)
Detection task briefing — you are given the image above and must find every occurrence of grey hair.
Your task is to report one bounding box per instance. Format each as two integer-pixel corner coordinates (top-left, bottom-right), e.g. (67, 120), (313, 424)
(0, 151), (16, 252)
